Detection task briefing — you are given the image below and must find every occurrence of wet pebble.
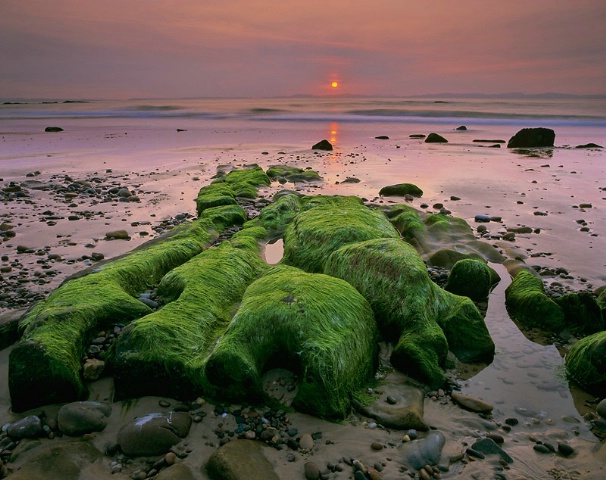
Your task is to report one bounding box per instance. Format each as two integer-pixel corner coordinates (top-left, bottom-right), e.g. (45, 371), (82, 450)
(557, 442), (575, 456)
(371, 441), (383, 451)
(304, 461), (321, 480)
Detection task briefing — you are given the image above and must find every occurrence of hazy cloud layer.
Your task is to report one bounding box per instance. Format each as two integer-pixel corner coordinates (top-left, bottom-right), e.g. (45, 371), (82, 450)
(1, 0), (605, 99)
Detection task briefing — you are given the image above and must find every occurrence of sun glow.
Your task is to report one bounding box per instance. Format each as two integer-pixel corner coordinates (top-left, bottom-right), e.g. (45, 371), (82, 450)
(331, 81), (338, 88)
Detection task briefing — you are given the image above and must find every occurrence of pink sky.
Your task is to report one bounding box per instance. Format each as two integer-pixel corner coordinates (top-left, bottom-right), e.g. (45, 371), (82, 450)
(1, 0), (605, 99)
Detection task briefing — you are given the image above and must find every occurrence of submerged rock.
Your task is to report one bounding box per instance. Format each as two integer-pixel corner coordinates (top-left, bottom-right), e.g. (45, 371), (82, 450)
(507, 127), (555, 148)
(57, 401), (112, 436)
(402, 431), (446, 469)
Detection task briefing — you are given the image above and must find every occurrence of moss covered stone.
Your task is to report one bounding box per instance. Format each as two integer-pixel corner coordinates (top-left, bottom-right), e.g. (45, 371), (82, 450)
(565, 331), (606, 395)
(111, 228), (268, 400)
(324, 238), (495, 388)
(245, 193), (302, 239)
(505, 270), (565, 331)
(266, 165), (322, 183)
(379, 183), (423, 198)
(555, 292), (604, 335)
(445, 259), (500, 301)
(204, 265), (378, 419)
(282, 196), (400, 273)
(9, 205), (247, 412)
(196, 166), (270, 215)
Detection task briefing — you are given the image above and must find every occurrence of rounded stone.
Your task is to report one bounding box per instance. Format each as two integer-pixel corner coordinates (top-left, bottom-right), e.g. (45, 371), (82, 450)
(7, 415), (43, 439)
(597, 398), (606, 419)
(557, 442), (575, 456)
(117, 412), (192, 457)
(371, 441), (384, 451)
(299, 433), (314, 451)
(304, 461), (321, 480)
(58, 401), (112, 436)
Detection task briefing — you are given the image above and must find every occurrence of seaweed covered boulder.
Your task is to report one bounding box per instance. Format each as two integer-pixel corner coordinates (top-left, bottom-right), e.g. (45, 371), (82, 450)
(204, 265), (378, 419)
(266, 165), (322, 184)
(555, 292), (604, 335)
(196, 165), (270, 215)
(379, 183), (423, 198)
(324, 238), (495, 388)
(505, 270), (565, 331)
(245, 193), (303, 239)
(282, 196), (400, 273)
(507, 127), (555, 148)
(9, 204), (247, 412)
(111, 227), (268, 400)
(565, 331), (606, 395)
(445, 258), (500, 301)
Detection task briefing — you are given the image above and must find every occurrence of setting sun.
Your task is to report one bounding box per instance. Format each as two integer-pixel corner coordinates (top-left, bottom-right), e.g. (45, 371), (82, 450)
(331, 81), (338, 88)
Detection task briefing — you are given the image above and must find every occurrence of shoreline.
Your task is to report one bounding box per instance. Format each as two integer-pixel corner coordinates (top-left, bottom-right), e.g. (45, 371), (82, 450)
(1, 118), (605, 479)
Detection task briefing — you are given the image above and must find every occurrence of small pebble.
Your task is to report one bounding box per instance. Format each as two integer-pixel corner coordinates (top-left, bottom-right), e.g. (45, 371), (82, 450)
(371, 441), (383, 451)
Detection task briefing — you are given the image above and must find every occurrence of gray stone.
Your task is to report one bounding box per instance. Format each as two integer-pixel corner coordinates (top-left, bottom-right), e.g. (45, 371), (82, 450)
(82, 359), (105, 381)
(7, 416), (43, 439)
(58, 401), (112, 436)
(304, 461), (321, 480)
(451, 392), (493, 414)
(117, 412), (192, 457)
(299, 433), (314, 450)
(156, 463), (196, 480)
(105, 229), (130, 240)
(597, 398), (606, 419)
(206, 439), (279, 480)
(402, 431), (446, 469)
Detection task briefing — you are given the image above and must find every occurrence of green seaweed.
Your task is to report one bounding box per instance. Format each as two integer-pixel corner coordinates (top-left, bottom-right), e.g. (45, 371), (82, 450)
(111, 227), (268, 400)
(282, 196), (400, 273)
(555, 292), (604, 335)
(379, 183), (423, 198)
(505, 270), (565, 331)
(266, 165), (322, 183)
(245, 193), (303, 239)
(204, 265), (379, 419)
(196, 165), (269, 215)
(565, 331), (606, 395)
(445, 258), (500, 301)
(324, 238), (495, 388)
(9, 204), (247, 412)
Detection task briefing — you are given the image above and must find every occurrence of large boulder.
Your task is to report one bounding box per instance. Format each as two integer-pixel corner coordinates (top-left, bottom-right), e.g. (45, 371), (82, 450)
(555, 292), (604, 335)
(379, 183), (423, 198)
(117, 412), (192, 457)
(507, 127), (555, 148)
(565, 331), (606, 395)
(204, 265), (379, 419)
(57, 401), (112, 436)
(206, 440), (279, 480)
(505, 270), (565, 331)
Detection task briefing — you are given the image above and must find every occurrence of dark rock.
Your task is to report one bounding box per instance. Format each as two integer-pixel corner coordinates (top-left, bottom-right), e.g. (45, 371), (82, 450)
(555, 292), (604, 335)
(565, 331), (606, 395)
(474, 214), (491, 223)
(57, 401), (112, 436)
(117, 412), (192, 457)
(456, 126), (467, 131)
(375, 135), (390, 140)
(558, 442), (575, 456)
(304, 462), (321, 480)
(44, 126), (64, 133)
(507, 128), (555, 148)
(533, 444), (552, 454)
(311, 139), (333, 151)
(425, 133), (448, 143)
(206, 440), (279, 480)
(7, 415), (43, 439)
(105, 229), (130, 240)
(575, 143), (603, 149)
(402, 431), (446, 470)
(379, 183), (423, 198)
(473, 139), (506, 143)
(451, 392), (493, 413)
(472, 438), (513, 464)
(409, 134), (426, 139)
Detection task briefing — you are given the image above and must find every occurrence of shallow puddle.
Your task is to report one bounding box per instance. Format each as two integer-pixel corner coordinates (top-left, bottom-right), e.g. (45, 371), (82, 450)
(264, 238), (284, 265)
(457, 263), (596, 440)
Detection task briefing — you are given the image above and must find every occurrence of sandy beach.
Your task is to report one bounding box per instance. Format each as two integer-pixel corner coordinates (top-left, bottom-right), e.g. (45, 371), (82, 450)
(1, 110), (606, 479)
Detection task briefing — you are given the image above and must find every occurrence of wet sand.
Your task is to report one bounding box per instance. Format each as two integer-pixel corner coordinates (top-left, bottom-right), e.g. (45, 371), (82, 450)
(1, 118), (605, 478)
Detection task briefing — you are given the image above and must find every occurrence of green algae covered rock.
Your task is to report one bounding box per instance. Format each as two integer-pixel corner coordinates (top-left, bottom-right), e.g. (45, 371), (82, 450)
(387, 205), (426, 242)
(445, 259), (500, 301)
(9, 204), (247, 412)
(111, 227), (268, 400)
(505, 270), (565, 331)
(204, 265), (378, 419)
(282, 196), (400, 273)
(379, 183), (423, 198)
(565, 331), (606, 395)
(196, 166), (269, 215)
(266, 165), (322, 183)
(245, 193), (302, 239)
(324, 238), (495, 388)
(555, 292), (604, 335)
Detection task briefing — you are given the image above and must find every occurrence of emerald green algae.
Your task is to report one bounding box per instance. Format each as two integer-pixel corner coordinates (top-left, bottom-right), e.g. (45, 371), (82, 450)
(9, 204), (247, 412)
(445, 258), (500, 301)
(266, 165), (322, 183)
(565, 331), (606, 395)
(204, 265), (378, 419)
(111, 227), (268, 400)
